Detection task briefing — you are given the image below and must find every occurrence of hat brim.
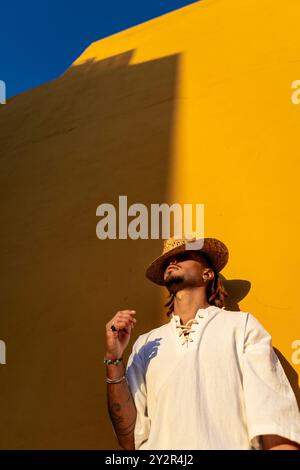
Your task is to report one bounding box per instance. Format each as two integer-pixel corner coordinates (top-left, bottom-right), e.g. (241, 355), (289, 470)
(145, 238), (229, 286)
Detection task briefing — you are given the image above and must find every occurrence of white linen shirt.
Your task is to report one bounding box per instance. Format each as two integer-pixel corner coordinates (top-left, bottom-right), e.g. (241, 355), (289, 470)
(126, 305), (300, 450)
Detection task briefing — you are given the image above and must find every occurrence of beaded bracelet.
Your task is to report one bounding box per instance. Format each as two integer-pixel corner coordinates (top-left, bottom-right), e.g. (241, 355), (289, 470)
(104, 357), (123, 366)
(106, 375), (126, 384)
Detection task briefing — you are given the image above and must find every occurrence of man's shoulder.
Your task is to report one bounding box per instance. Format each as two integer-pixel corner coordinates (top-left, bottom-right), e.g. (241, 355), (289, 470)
(217, 307), (254, 328)
(217, 307), (249, 321)
(218, 308), (268, 334)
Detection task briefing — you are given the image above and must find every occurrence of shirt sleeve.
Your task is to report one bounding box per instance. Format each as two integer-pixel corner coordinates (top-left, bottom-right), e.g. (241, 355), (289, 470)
(126, 335), (151, 450)
(242, 313), (300, 449)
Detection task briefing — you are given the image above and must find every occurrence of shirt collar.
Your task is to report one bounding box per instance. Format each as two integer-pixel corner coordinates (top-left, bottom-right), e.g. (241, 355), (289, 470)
(196, 305), (222, 319)
(171, 305), (222, 323)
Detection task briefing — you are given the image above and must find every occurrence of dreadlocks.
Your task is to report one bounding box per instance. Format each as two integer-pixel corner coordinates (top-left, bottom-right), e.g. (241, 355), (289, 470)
(206, 271), (228, 308)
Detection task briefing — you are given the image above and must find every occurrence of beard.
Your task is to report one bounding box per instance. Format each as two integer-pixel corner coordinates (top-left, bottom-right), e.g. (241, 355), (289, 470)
(165, 273), (185, 294)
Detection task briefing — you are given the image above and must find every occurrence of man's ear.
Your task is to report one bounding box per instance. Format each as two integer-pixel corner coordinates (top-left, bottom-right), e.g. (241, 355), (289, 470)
(202, 268), (214, 281)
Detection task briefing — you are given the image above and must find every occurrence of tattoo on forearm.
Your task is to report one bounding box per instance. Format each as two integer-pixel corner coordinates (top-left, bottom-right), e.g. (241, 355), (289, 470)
(116, 419), (136, 437)
(108, 391), (136, 438)
(109, 403), (123, 427)
(107, 384), (136, 448)
(125, 393), (132, 403)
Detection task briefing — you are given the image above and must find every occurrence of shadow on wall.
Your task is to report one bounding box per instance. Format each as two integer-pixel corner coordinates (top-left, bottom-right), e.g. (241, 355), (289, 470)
(0, 50), (180, 449)
(222, 277), (251, 312)
(221, 275), (300, 410)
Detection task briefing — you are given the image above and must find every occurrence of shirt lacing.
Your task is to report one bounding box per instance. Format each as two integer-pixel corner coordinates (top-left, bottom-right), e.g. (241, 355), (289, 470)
(172, 315), (199, 345)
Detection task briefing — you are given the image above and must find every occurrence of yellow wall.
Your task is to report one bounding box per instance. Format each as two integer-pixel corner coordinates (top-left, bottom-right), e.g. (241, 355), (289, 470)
(0, 0), (299, 449)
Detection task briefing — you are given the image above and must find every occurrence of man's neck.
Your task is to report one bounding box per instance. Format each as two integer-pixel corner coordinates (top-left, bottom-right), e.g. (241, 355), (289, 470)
(173, 287), (210, 324)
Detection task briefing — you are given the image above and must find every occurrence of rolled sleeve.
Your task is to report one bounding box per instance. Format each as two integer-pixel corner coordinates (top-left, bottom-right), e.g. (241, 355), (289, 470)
(126, 336), (151, 450)
(242, 314), (300, 449)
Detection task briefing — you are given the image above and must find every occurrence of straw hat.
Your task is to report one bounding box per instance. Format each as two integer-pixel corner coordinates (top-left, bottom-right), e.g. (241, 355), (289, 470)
(145, 236), (229, 285)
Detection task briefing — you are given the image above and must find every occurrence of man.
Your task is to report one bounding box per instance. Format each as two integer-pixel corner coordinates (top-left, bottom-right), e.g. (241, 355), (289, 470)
(105, 236), (300, 450)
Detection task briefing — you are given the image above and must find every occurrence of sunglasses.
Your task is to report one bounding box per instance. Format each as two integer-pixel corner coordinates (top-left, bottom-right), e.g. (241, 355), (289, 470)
(163, 251), (206, 269)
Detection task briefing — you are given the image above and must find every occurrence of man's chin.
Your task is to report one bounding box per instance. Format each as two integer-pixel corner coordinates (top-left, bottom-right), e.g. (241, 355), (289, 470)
(165, 274), (185, 293)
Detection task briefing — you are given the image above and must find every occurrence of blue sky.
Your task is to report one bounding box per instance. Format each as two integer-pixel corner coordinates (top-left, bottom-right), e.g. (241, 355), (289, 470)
(1, 0), (198, 98)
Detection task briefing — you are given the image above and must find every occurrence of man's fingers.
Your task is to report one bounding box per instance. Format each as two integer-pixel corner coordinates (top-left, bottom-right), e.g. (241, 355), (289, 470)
(106, 310), (137, 333)
(114, 315), (136, 324)
(114, 311), (137, 324)
(105, 317), (134, 332)
(115, 318), (134, 330)
(117, 311), (136, 316)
